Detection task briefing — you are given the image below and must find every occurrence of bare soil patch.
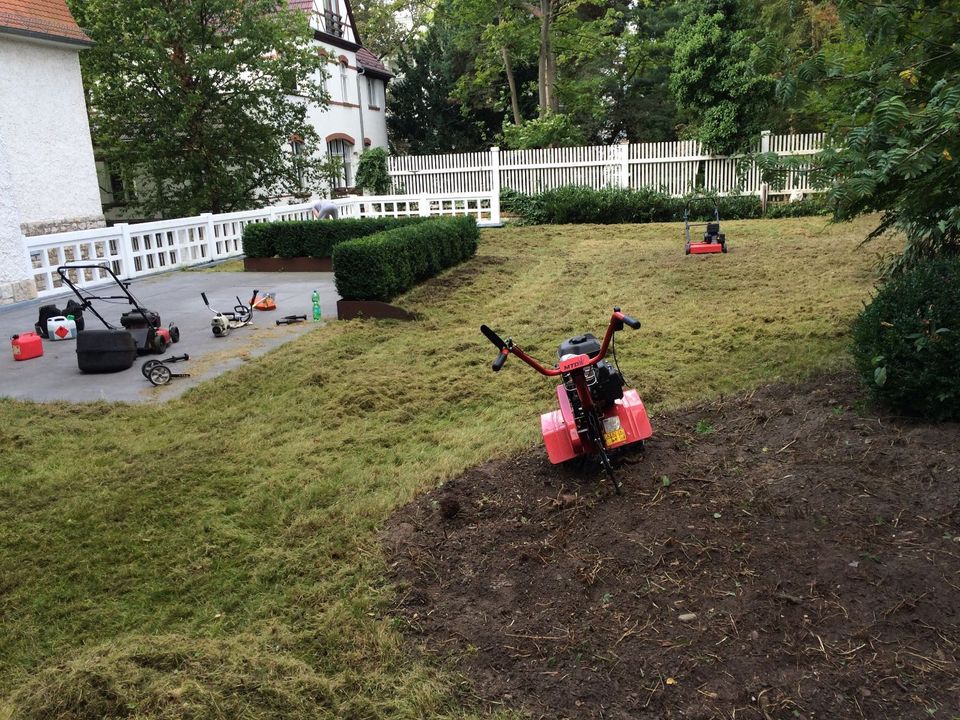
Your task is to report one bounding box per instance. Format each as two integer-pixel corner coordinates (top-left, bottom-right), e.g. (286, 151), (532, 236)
(384, 374), (960, 719)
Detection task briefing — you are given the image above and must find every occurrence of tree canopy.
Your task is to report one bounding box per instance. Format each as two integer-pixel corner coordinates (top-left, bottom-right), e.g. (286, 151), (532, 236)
(71, 0), (328, 217)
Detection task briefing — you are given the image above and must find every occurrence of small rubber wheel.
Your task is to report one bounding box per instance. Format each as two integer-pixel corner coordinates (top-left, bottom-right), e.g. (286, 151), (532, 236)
(141, 359), (161, 378)
(169, 324), (180, 343)
(684, 244), (691, 255)
(721, 242), (728, 254)
(152, 335), (168, 354)
(148, 364), (172, 386)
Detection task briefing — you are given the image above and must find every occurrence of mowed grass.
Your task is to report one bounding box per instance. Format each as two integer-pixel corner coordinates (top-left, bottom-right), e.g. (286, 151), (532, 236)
(0, 216), (896, 718)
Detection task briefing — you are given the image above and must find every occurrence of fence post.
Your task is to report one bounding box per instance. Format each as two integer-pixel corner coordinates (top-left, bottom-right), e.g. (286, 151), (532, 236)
(759, 130), (771, 211)
(418, 194), (430, 217)
(202, 213), (217, 264)
(116, 223), (135, 277)
(489, 146), (501, 225)
(619, 140), (630, 189)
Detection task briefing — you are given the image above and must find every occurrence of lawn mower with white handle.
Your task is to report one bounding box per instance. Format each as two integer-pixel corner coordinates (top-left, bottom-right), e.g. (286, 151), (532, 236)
(481, 308), (653, 492)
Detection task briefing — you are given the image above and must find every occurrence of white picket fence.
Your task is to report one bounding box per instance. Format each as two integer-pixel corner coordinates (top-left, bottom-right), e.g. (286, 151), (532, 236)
(388, 131), (825, 198)
(26, 192), (497, 299)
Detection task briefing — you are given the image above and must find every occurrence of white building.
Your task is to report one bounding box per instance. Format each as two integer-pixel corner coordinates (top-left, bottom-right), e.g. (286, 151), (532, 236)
(0, 0), (104, 304)
(291, 0), (392, 190)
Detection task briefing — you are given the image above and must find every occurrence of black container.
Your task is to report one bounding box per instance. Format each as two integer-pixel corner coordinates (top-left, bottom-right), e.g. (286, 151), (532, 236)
(77, 329), (137, 373)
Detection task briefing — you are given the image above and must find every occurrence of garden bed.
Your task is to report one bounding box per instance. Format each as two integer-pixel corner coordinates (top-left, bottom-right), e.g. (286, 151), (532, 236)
(385, 373), (960, 719)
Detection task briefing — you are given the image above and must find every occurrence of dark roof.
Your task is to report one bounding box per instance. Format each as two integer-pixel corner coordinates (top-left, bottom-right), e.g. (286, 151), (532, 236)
(356, 46), (391, 78)
(0, 0), (91, 45)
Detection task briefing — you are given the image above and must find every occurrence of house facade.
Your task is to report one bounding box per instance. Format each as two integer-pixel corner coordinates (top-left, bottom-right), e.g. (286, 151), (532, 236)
(292, 0), (392, 190)
(0, 0), (104, 303)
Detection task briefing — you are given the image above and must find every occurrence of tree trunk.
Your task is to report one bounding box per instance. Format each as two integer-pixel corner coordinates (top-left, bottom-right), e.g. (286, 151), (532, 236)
(501, 46), (523, 125)
(536, 0), (558, 116)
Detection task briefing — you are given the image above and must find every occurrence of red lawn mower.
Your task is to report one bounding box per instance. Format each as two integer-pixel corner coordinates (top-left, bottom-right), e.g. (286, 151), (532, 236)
(481, 308), (653, 492)
(684, 207), (728, 255)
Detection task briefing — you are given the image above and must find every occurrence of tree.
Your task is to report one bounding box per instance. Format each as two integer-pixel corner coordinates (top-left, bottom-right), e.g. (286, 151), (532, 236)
(668, 0), (777, 153)
(386, 17), (501, 153)
(70, 0), (328, 217)
(350, 0), (432, 60)
(768, 0), (960, 272)
(354, 147), (392, 194)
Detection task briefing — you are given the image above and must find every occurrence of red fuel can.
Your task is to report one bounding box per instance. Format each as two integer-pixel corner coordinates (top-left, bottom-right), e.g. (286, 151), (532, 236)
(11, 332), (43, 361)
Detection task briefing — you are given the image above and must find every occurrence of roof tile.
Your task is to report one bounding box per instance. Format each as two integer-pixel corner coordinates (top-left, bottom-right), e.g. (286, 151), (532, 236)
(0, 0), (90, 44)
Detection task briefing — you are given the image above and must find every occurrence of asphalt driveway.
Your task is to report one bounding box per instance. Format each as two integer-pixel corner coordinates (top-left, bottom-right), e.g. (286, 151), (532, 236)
(0, 267), (339, 404)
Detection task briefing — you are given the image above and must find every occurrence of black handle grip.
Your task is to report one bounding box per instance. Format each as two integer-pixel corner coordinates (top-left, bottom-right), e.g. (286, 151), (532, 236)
(481, 324), (506, 350)
(621, 314), (641, 330)
(492, 350), (508, 372)
(201, 292), (209, 306)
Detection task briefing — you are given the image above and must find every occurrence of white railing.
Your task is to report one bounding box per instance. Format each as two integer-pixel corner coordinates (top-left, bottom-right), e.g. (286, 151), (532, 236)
(388, 131), (826, 197)
(26, 192), (496, 298)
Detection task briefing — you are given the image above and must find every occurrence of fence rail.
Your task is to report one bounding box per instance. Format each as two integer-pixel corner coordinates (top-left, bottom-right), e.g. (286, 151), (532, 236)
(388, 132), (826, 198)
(26, 192), (497, 299)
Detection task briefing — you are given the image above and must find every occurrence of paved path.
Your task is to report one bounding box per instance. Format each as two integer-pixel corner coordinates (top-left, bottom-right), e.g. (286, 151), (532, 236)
(0, 268), (339, 404)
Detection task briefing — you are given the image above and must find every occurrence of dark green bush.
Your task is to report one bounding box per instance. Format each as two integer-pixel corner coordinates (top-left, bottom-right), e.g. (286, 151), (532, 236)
(851, 257), (960, 420)
(333, 216), (479, 301)
(241, 217), (427, 258)
(765, 196), (831, 218)
(505, 185), (830, 225)
(240, 222), (277, 258)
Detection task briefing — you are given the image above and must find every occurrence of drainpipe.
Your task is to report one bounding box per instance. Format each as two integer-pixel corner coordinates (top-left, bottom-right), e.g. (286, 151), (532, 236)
(355, 65), (367, 158)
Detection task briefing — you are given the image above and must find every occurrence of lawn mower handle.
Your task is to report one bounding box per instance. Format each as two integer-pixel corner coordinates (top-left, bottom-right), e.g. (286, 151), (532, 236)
(483, 309), (640, 376)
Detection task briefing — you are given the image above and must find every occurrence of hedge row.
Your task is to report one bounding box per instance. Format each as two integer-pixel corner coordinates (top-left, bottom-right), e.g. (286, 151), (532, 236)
(851, 256), (960, 420)
(333, 216), (479, 302)
(242, 217), (428, 258)
(500, 186), (829, 225)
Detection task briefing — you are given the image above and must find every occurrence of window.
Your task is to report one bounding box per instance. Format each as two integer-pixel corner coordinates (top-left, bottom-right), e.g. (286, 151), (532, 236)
(367, 77), (379, 108)
(290, 137), (305, 189)
(339, 61), (349, 103)
(327, 139), (353, 187)
(322, 0), (343, 37)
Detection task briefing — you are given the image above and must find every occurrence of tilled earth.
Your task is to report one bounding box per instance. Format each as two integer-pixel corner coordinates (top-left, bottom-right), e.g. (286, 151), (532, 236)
(383, 374), (960, 719)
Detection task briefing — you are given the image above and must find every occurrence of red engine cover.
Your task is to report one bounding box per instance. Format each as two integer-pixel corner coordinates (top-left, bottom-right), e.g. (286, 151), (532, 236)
(541, 387), (653, 464)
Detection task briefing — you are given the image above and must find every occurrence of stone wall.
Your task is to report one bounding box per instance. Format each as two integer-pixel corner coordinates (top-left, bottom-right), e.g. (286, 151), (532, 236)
(21, 215), (106, 237)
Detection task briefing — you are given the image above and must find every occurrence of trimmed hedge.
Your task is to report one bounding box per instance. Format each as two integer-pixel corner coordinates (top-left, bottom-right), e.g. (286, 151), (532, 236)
(241, 217), (428, 258)
(502, 185), (829, 225)
(851, 256), (960, 420)
(333, 216), (479, 302)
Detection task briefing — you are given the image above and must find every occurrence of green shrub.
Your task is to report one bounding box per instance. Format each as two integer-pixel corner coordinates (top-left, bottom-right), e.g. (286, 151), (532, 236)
(354, 148), (392, 195)
(333, 216), (479, 301)
(240, 222), (277, 258)
(765, 196), (831, 218)
(506, 185), (831, 225)
(509, 186), (764, 225)
(851, 257), (960, 419)
(241, 217), (427, 258)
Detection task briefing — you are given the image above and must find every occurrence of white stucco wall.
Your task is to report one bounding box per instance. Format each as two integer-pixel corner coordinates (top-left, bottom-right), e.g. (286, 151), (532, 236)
(0, 35), (103, 232)
(0, 131), (35, 301)
(302, 43), (389, 187)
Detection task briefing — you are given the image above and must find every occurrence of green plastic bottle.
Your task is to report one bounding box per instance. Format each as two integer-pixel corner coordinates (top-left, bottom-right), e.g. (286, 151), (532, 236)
(311, 289), (321, 321)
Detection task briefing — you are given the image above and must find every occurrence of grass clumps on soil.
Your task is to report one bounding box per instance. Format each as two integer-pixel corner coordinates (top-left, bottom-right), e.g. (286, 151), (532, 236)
(0, 215), (896, 718)
(11, 635), (336, 719)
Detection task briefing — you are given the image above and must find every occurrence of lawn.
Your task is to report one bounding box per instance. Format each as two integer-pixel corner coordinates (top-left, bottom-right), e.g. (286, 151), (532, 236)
(0, 215), (897, 718)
